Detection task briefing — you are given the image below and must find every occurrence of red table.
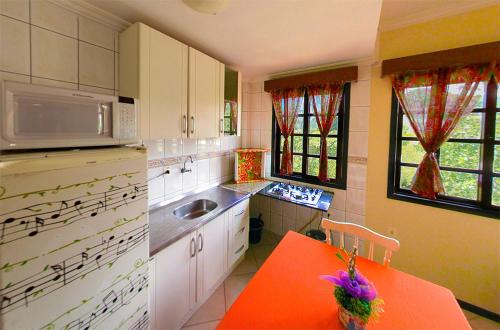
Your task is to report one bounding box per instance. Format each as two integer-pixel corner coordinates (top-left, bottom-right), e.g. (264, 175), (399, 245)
(218, 231), (470, 329)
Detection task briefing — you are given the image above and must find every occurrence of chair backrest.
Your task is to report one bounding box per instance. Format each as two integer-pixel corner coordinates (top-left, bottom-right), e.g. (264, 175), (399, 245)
(321, 218), (400, 266)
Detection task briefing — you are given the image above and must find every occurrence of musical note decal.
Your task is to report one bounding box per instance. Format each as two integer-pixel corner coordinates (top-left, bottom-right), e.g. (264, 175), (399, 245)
(0, 224), (149, 315)
(0, 183), (148, 246)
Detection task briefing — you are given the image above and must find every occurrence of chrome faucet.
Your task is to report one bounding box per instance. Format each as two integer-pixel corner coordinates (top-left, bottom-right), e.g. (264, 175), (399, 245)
(181, 155), (194, 173)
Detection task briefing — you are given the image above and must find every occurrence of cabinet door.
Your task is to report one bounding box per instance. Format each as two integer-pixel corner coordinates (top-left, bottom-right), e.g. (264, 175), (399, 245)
(155, 232), (196, 330)
(150, 28), (188, 139)
(218, 62), (225, 137)
(148, 256), (157, 330)
(189, 48), (219, 138)
(196, 214), (226, 301)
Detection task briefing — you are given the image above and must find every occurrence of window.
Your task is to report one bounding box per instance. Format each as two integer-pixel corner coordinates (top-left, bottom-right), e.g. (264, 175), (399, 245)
(271, 84), (350, 189)
(223, 101), (236, 135)
(388, 76), (499, 218)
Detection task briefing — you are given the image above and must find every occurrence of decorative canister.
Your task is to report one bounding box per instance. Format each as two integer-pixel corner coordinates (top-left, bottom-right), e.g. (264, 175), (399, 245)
(338, 305), (367, 330)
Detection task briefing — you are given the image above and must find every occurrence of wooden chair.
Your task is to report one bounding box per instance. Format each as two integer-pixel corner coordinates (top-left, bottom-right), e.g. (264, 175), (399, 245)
(321, 218), (400, 266)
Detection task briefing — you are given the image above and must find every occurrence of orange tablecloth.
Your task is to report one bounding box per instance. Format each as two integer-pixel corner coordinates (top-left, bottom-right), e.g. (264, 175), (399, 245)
(218, 231), (469, 330)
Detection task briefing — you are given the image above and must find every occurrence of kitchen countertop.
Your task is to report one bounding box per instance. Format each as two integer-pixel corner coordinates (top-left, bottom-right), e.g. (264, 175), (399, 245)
(149, 186), (250, 256)
(257, 182), (334, 212)
(222, 180), (273, 195)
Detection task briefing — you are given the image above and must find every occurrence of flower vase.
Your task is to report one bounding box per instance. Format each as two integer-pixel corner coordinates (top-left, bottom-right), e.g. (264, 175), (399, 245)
(338, 305), (367, 330)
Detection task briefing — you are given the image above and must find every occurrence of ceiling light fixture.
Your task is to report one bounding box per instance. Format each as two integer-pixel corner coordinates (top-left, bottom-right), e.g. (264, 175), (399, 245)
(182, 0), (229, 15)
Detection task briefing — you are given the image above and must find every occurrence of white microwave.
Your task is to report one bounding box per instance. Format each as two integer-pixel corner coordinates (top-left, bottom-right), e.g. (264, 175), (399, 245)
(1, 81), (138, 150)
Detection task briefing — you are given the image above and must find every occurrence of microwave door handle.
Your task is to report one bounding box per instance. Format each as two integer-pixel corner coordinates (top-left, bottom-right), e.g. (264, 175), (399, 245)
(97, 105), (106, 135)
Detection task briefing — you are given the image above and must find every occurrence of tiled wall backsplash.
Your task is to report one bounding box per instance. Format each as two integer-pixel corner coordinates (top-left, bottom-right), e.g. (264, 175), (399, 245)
(146, 136), (241, 206)
(242, 62), (372, 237)
(0, 0), (120, 95)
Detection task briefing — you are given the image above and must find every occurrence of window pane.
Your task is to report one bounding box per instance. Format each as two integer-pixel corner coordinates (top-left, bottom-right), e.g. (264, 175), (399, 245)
(309, 117), (320, 134)
(294, 117), (303, 134)
(494, 145), (500, 173)
(328, 159), (336, 179)
(307, 157), (319, 176)
(441, 171), (478, 200)
(224, 119), (230, 132)
(401, 141), (425, 164)
(497, 84), (500, 108)
(292, 136), (303, 154)
(402, 115), (416, 137)
(493, 178), (500, 206)
(450, 113), (482, 139)
(440, 142), (480, 170)
(224, 103), (231, 116)
(327, 138), (337, 157)
(465, 81), (486, 109)
(293, 155), (302, 173)
(400, 166), (416, 190)
(308, 137), (321, 155)
(279, 135), (284, 151)
(330, 117), (338, 135)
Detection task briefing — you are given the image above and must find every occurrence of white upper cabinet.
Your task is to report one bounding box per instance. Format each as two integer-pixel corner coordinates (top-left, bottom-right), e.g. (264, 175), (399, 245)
(120, 23), (224, 140)
(188, 47), (225, 139)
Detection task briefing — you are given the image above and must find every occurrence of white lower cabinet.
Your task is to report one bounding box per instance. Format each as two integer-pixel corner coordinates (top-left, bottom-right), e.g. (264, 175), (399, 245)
(151, 199), (249, 330)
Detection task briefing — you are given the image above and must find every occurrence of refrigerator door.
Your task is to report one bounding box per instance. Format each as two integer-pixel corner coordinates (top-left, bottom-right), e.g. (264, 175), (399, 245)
(0, 147), (149, 329)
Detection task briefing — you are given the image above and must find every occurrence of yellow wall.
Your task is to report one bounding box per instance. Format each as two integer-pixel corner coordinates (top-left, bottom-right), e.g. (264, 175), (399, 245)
(366, 5), (500, 313)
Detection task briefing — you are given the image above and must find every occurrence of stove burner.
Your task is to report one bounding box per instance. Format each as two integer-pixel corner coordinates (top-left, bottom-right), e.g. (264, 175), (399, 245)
(267, 183), (323, 206)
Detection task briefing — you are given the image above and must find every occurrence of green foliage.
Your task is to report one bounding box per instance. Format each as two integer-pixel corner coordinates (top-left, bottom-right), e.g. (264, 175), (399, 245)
(334, 286), (372, 323)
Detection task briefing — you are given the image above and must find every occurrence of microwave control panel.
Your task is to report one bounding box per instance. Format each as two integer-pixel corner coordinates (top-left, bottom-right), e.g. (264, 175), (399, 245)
(118, 100), (137, 141)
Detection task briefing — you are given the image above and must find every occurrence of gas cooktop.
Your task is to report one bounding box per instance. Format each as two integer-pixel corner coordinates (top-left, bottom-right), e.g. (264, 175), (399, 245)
(266, 182), (323, 206)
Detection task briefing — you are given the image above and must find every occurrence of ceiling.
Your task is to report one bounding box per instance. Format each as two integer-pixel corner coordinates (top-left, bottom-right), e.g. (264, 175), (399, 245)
(84, 0), (382, 79)
(83, 0), (496, 79)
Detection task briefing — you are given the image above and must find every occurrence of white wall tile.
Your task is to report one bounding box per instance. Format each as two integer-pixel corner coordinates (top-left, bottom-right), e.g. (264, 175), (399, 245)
(249, 112), (261, 130)
(182, 160), (197, 191)
(241, 130), (249, 148)
(0, 16), (30, 75)
(144, 140), (164, 160)
(330, 189), (346, 211)
(346, 188), (366, 215)
(348, 131), (368, 158)
(241, 112), (249, 129)
(31, 26), (78, 82)
(79, 16), (115, 50)
(248, 81), (263, 93)
(270, 212), (283, 236)
(262, 92), (273, 112)
(164, 164), (182, 198)
(209, 157), (222, 182)
(32, 77), (77, 89)
(270, 198), (283, 215)
(31, 0), (77, 38)
(197, 158), (210, 185)
(164, 138), (182, 157)
(250, 130), (261, 148)
(350, 80), (371, 107)
(262, 111), (272, 130)
(349, 106), (370, 132)
(148, 167), (165, 204)
(220, 136), (230, 151)
(248, 92), (261, 110)
(347, 163), (367, 189)
(78, 84), (114, 95)
(346, 212), (365, 226)
(79, 42), (114, 89)
(260, 130), (271, 150)
(0, 0), (29, 21)
(181, 138), (197, 155)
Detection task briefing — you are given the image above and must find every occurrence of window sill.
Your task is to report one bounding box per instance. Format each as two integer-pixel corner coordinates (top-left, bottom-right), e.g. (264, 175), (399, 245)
(387, 191), (499, 220)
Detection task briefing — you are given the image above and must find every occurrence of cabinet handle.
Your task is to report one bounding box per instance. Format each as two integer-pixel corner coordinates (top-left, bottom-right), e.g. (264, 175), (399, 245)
(183, 115), (187, 133)
(235, 245), (245, 254)
(198, 233), (203, 252)
(235, 210), (245, 217)
(190, 237), (196, 258)
(190, 116), (195, 134)
(238, 226), (245, 234)
(220, 118), (224, 134)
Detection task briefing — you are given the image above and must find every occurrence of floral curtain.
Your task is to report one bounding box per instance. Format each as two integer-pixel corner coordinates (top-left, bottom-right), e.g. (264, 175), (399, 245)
(271, 88), (305, 175)
(308, 82), (344, 181)
(392, 65), (489, 199)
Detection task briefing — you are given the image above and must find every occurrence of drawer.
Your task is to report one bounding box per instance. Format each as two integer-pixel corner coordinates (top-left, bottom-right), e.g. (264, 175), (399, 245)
(229, 224), (248, 264)
(232, 202), (249, 230)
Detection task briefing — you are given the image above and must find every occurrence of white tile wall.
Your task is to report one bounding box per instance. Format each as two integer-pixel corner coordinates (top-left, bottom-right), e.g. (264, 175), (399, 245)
(147, 136), (241, 206)
(0, 2), (120, 94)
(243, 62), (372, 234)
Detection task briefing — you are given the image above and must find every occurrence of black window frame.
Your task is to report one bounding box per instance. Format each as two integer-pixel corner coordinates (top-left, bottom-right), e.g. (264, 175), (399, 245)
(271, 83), (350, 189)
(387, 76), (500, 219)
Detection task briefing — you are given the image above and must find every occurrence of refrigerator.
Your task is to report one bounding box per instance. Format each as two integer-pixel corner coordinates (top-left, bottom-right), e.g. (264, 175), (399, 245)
(0, 147), (149, 330)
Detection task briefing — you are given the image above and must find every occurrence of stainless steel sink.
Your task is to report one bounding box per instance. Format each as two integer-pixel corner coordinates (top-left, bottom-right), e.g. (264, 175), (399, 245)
(173, 199), (218, 220)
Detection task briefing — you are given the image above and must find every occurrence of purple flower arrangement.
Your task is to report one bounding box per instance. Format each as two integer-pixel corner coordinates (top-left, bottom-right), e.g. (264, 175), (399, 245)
(321, 248), (383, 329)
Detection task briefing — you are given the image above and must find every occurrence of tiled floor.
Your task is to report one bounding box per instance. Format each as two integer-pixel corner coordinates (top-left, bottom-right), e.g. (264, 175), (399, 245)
(180, 230), (499, 330)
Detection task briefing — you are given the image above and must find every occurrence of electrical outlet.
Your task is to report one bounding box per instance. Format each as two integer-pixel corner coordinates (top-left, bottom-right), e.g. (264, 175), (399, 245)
(388, 226), (398, 237)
